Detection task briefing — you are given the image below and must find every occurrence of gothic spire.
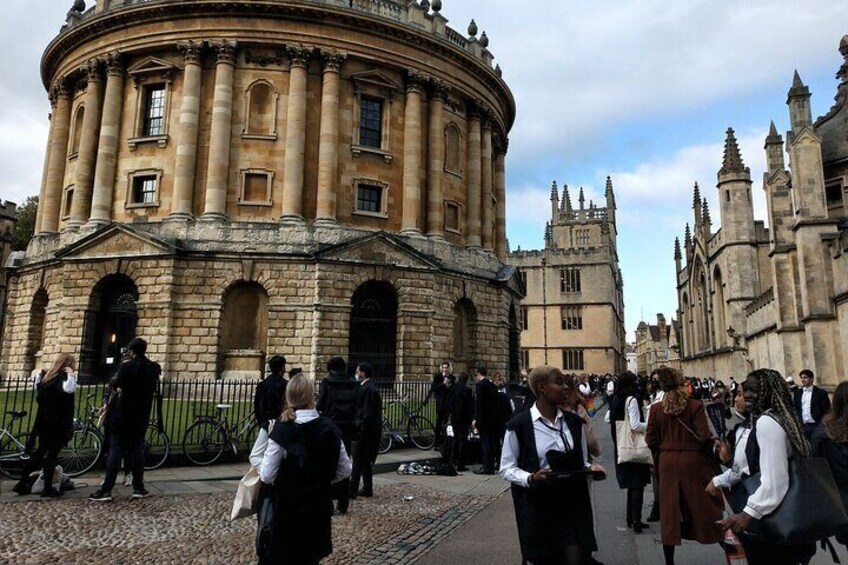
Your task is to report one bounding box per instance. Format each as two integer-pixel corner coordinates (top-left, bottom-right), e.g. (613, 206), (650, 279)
(693, 182), (702, 225)
(674, 237), (682, 260)
(550, 180), (559, 202)
(720, 127), (749, 175)
(702, 197), (711, 227)
(550, 180), (559, 221)
(684, 223), (692, 251)
(560, 184), (572, 213)
(578, 187), (585, 210)
(605, 176), (616, 209)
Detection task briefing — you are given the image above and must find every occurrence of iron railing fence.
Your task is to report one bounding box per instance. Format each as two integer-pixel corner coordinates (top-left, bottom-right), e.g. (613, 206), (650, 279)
(0, 377), (441, 470)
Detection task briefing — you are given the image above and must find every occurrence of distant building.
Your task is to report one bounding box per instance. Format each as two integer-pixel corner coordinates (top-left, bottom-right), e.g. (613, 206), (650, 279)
(626, 343), (638, 374)
(674, 36), (848, 388)
(0, 201), (17, 371)
(634, 314), (671, 376)
(510, 178), (627, 374)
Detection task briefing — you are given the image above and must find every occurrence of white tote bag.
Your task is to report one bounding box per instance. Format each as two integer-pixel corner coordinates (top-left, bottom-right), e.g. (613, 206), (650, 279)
(615, 420), (653, 466)
(231, 422), (272, 521)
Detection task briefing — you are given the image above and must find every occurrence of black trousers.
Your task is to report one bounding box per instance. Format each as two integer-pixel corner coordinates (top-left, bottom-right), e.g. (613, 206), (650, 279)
(479, 428), (498, 471)
(333, 437), (353, 506)
(451, 426), (469, 467)
(350, 434), (378, 495)
(434, 410), (449, 446)
(16, 438), (63, 492)
(101, 431), (145, 492)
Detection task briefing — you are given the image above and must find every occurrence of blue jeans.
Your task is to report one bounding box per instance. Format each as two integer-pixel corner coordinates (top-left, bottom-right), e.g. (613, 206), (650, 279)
(101, 431), (145, 493)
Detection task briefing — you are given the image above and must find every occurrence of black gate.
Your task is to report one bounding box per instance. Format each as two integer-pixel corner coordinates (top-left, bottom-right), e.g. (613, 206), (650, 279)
(348, 281), (397, 383)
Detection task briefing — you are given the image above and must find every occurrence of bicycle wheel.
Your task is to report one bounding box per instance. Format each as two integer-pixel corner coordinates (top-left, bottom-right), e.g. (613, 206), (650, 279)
(407, 416), (436, 451)
(0, 434), (26, 480)
(378, 420), (393, 454)
(182, 419), (226, 466)
(144, 424), (170, 471)
(58, 428), (103, 477)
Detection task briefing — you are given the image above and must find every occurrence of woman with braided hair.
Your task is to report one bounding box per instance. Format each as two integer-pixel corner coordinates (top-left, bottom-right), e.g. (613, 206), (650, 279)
(719, 369), (815, 565)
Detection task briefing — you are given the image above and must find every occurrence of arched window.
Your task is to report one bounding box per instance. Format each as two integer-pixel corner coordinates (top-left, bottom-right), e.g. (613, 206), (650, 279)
(680, 292), (690, 357)
(713, 267), (727, 348)
(349, 281), (398, 382)
(444, 123), (462, 175)
(220, 281), (269, 379)
(244, 81), (277, 137)
(71, 106), (85, 156)
(26, 289), (49, 373)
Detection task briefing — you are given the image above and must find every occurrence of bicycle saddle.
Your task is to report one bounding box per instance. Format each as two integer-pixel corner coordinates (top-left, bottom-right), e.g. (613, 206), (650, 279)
(7, 410), (27, 419)
(216, 404), (232, 410)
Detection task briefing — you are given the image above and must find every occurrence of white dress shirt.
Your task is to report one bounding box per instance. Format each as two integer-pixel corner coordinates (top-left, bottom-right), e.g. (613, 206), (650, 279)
(712, 426), (751, 489)
(259, 409), (352, 485)
(801, 387), (814, 424)
(500, 405), (582, 488)
(626, 396), (647, 433)
(743, 415), (791, 520)
(34, 371), (77, 394)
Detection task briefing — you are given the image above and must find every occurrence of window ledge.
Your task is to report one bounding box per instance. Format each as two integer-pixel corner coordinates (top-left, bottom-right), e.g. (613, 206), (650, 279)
(351, 144), (393, 163)
(238, 200), (273, 207)
(445, 168), (463, 179)
(445, 227), (462, 235)
(353, 209), (389, 219)
(126, 201), (160, 210)
(67, 152), (79, 161)
(241, 133), (278, 141)
(128, 135), (169, 151)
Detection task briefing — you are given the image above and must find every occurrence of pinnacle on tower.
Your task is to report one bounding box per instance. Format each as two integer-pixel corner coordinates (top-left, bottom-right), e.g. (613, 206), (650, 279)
(719, 128), (749, 175)
(702, 197), (711, 227)
(787, 70), (811, 100)
(560, 184), (572, 213)
(767, 120), (780, 140)
(550, 180), (559, 201)
(605, 176), (616, 209)
(674, 237), (682, 260)
(684, 223), (692, 251)
(693, 182), (702, 225)
(550, 180), (559, 221)
(578, 187), (585, 210)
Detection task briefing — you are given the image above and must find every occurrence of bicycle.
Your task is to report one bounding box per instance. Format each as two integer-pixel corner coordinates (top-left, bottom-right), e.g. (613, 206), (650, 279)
(377, 395), (435, 454)
(143, 391), (170, 470)
(182, 404), (258, 466)
(0, 410), (31, 479)
(58, 393), (104, 477)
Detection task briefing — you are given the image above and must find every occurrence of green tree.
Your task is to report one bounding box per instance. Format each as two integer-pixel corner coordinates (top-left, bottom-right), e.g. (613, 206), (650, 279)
(12, 196), (38, 251)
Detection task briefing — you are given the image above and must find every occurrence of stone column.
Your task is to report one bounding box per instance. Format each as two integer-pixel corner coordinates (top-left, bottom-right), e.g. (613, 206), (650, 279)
(170, 41), (204, 220)
(401, 72), (426, 237)
(68, 60), (105, 229)
(88, 53), (125, 227)
(494, 139), (508, 261)
(280, 45), (311, 224)
(465, 105), (482, 249)
(481, 117), (494, 251)
(41, 82), (72, 234)
(426, 81), (447, 240)
(201, 40), (237, 221)
(35, 112), (56, 234)
(314, 51), (346, 226)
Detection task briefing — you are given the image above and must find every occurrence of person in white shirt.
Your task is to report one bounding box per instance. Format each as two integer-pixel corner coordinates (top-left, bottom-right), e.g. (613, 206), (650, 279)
(258, 375), (351, 564)
(719, 369), (815, 565)
(501, 366), (606, 565)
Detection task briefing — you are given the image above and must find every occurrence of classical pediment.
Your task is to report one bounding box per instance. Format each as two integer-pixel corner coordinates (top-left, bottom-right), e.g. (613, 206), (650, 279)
(497, 264), (526, 297)
(55, 224), (180, 260)
(127, 56), (175, 75)
(349, 70), (402, 93)
(315, 231), (441, 270)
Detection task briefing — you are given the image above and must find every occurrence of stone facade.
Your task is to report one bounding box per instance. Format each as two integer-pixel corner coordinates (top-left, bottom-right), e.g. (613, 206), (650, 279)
(674, 36), (848, 389)
(0, 0), (522, 382)
(509, 180), (626, 374)
(0, 201), (17, 366)
(634, 314), (671, 376)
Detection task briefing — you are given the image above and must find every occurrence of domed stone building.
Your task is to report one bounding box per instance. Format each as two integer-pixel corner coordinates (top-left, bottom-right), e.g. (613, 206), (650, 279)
(0, 0), (522, 382)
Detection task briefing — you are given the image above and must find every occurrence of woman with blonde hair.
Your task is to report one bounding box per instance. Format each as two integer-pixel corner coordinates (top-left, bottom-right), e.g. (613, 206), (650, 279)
(13, 353), (78, 497)
(258, 374), (352, 564)
(646, 367), (723, 565)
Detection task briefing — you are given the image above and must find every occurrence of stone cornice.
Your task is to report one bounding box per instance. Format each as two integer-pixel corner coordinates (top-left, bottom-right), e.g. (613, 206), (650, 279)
(40, 0), (515, 135)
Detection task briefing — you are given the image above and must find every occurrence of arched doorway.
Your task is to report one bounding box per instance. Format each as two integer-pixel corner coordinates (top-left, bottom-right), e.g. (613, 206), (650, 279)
(348, 281), (397, 382)
(80, 274), (139, 382)
(26, 288), (49, 374)
(219, 281), (269, 379)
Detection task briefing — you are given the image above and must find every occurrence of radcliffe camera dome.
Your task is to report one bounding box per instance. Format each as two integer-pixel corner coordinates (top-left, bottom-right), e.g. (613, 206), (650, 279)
(2, 0), (522, 383)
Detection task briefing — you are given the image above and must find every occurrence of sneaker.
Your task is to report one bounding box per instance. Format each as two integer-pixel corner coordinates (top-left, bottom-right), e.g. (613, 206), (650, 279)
(357, 489), (374, 498)
(12, 483), (31, 496)
(89, 489), (113, 502)
(131, 489), (150, 499)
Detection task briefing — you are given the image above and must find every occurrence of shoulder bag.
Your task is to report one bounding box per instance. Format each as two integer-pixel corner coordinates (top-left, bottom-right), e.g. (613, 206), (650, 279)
(616, 398), (653, 465)
(673, 415), (722, 474)
(231, 419), (274, 521)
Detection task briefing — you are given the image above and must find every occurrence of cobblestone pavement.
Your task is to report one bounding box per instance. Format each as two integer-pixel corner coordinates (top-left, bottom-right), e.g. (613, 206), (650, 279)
(0, 481), (497, 565)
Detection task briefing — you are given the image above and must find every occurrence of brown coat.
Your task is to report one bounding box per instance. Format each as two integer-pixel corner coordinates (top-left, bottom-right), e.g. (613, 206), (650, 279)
(646, 399), (723, 546)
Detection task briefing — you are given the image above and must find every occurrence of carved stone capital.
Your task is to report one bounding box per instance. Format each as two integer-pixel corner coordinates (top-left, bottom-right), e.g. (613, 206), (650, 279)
(211, 40), (238, 65)
(104, 52), (124, 76)
(405, 70), (428, 94)
(177, 40), (204, 65)
(319, 50), (347, 73)
(429, 79), (450, 102)
(48, 81), (70, 107)
(84, 58), (103, 83)
(495, 136), (509, 156)
(286, 45), (313, 69)
(466, 99), (484, 121)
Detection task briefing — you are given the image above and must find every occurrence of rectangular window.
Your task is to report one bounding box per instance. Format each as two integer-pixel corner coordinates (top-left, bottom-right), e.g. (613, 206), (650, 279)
(132, 176), (157, 204)
(522, 306), (529, 331)
(560, 306), (583, 330)
(576, 229), (590, 246)
(63, 187), (74, 218)
(243, 173), (269, 203)
(562, 349), (585, 371)
(359, 96), (383, 149)
(521, 349), (530, 369)
(357, 184), (383, 213)
(445, 202), (460, 232)
(560, 268), (581, 293)
(518, 270), (527, 289)
(826, 182), (843, 205)
(143, 85), (166, 137)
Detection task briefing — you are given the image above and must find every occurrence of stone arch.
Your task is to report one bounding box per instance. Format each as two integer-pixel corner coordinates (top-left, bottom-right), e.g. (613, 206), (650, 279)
(71, 104), (85, 155)
(244, 80), (278, 137)
(693, 265), (711, 353)
(444, 121), (463, 174)
(713, 266), (727, 349)
(348, 280), (398, 382)
(218, 280), (269, 379)
(452, 298), (478, 375)
(80, 273), (139, 382)
(25, 288), (49, 373)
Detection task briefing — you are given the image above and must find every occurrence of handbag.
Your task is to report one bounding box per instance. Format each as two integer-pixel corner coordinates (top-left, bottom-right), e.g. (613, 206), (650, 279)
(727, 456), (848, 545)
(673, 415), (722, 474)
(231, 420), (273, 521)
(616, 420), (653, 465)
(255, 484), (276, 562)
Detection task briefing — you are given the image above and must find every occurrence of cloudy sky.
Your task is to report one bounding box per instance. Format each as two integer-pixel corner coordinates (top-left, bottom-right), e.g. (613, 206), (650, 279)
(2, 0), (848, 340)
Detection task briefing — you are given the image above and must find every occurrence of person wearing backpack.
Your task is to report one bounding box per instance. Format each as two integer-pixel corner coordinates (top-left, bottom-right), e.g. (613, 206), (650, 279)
(316, 356), (358, 514)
